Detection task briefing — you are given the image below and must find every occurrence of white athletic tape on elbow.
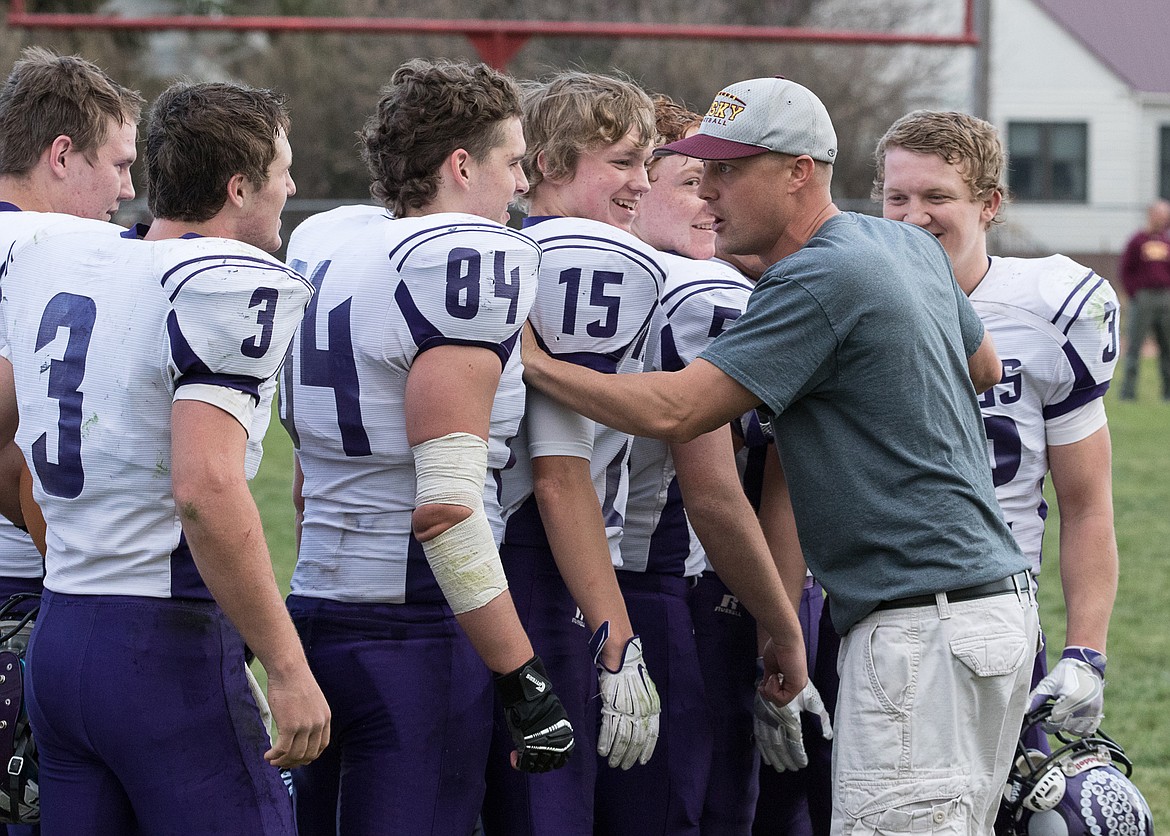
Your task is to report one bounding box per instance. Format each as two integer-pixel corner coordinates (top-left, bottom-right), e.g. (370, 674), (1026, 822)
(412, 432), (508, 614)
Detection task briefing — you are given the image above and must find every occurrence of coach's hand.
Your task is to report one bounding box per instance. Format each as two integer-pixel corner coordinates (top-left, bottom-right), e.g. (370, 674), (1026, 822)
(754, 676), (833, 773)
(591, 622), (661, 770)
(495, 655), (575, 773)
(1027, 646), (1106, 735)
(264, 662), (331, 768)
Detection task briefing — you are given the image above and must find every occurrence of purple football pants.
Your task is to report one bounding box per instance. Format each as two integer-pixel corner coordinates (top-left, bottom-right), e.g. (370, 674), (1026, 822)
(689, 573), (760, 836)
(594, 571), (711, 836)
(753, 579), (838, 836)
(286, 595), (493, 836)
(25, 590), (293, 835)
(481, 543), (598, 836)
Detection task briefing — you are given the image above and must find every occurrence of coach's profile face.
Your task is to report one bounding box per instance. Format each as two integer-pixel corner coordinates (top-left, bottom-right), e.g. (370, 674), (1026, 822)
(699, 151), (795, 264)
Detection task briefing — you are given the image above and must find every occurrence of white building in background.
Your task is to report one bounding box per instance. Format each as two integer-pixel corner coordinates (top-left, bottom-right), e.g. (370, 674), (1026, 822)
(988, 0), (1170, 255)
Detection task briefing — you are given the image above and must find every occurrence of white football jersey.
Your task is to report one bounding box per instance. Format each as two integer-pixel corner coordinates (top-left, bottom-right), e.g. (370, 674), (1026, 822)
(970, 255), (1119, 570)
(0, 205), (117, 579)
(1, 215), (312, 597)
(621, 254), (753, 575)
(500, 217), (666, 566)
(116, 219), (278, 479)
(282, 207), (539, 604)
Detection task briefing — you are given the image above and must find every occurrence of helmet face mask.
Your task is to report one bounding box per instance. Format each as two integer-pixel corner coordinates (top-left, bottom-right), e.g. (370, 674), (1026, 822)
(1000, 707), (1154, 836)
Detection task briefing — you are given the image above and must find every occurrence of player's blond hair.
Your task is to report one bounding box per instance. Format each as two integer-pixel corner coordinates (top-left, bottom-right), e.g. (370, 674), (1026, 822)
(521, 71), (655, 199)
(0, 46), (142, 177)
(873, 109), (1007, 225)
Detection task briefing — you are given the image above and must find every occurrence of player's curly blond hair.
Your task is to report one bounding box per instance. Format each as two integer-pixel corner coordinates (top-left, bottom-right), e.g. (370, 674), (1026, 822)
(647, 94), (701, 180)
(872, 109), (1008, 225)
(520, 71), (656, 200)
(362, 59), (522, 216)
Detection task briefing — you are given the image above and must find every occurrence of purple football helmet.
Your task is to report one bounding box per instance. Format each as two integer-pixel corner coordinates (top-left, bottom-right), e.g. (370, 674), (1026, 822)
(1000, 706), (1154, 836)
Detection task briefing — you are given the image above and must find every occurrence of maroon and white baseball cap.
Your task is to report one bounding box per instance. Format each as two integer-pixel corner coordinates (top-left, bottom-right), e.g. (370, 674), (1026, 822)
(657, 77), (837, 162)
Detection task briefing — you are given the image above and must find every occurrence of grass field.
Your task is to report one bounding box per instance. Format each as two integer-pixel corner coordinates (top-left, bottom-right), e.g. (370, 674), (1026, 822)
(250, 358), (1169, 829)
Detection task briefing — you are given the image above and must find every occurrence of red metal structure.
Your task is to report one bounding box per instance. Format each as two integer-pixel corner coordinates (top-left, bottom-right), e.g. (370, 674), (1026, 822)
(5, 0), (978, 69)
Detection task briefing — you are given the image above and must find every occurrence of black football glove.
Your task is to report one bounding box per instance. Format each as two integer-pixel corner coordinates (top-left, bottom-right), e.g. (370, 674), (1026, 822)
(493, 655), (575, 773)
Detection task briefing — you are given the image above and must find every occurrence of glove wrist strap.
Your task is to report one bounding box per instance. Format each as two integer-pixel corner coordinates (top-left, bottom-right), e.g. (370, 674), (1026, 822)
(493, 655), (552, 705)
(1061, 645), (1107, 677)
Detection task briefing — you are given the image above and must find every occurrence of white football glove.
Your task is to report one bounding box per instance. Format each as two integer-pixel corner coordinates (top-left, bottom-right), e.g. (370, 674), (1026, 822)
(1027, 647), (1106, 736)
(591, 622), (661, 770)
(753, 678), (833, 773)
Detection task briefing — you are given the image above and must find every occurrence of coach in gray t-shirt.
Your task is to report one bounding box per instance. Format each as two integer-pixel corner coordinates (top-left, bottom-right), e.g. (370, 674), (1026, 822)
(702, 209), (1026, 632)
(521, 76), (1040, 835)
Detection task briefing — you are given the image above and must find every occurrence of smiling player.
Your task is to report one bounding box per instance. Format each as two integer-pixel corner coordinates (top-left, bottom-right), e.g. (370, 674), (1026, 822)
(876, 110), (1118, 751)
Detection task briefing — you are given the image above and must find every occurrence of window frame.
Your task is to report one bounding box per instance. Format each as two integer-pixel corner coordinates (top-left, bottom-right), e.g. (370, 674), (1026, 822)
(1007, 121), (1089, 203)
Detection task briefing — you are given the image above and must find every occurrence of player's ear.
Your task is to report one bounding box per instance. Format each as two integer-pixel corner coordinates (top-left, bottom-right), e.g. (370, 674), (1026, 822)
(534, 149), (555, 181)
(981, 189), (1003, 227)
(225, 172), (249, 209)
(45, 135), (74, 179)
(445, 149), (473, 192)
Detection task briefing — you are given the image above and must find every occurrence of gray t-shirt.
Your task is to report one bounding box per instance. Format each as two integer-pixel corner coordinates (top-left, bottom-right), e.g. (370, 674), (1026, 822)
(701, 212), (1027, 632)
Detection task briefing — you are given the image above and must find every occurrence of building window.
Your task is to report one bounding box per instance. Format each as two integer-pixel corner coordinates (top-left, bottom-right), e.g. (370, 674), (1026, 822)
(1007, 122), (1088, 202)
(1160, 126), (1170, 201)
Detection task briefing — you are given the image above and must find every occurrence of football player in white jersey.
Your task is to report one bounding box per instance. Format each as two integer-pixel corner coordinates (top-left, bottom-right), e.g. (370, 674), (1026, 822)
(278, 59), (573, 836)
(0, 47), (142, 603)
(482, 72), (663, 836)
(0, 81), (329, 835)
(596, 95), (820, 836)
(0, 50), (141, 836)
(876, 110), (1118, 744)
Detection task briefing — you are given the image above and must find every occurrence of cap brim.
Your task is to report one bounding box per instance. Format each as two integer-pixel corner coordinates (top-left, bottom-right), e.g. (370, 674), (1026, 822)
(654, 133), (770, 160)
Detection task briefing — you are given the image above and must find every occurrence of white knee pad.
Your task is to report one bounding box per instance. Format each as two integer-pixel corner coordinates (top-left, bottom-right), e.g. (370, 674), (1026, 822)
(412, 432), (508, 615)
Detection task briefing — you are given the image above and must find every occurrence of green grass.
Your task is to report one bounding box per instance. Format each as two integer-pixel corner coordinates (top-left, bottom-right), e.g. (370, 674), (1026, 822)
(250, 360), (1170, 829)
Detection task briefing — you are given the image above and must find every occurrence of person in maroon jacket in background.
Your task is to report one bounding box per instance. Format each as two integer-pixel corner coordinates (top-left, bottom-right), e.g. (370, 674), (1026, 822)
(1118, 199), (1170, 400)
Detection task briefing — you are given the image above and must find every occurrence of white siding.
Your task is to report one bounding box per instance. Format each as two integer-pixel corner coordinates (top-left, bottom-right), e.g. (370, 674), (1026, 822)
(988, 0), (1151, 253)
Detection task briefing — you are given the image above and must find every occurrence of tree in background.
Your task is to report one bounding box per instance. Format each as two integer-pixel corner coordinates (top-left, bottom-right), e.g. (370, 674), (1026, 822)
(2, 0), (965, 203)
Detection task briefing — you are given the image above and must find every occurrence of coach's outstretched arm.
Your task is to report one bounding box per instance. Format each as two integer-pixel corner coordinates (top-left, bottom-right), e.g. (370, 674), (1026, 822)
(172, 400), (331, 769)
(968, 332), (1002, 394)
(521, 325), (759, 444)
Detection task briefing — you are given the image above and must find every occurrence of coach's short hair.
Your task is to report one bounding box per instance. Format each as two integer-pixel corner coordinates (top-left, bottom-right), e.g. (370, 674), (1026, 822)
(521, 71), (656, 195)
(362, 59), (522, 216)
(0, 47), (142, 177)
(873, 110), (1007, 225)
(647, 94), (700, 180)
